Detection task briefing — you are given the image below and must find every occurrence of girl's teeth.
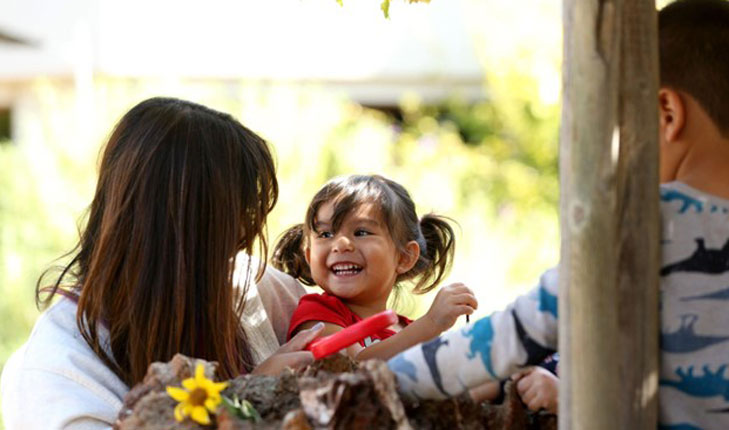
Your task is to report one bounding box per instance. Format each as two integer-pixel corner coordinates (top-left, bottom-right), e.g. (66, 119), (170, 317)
(332, 263), (362, 274)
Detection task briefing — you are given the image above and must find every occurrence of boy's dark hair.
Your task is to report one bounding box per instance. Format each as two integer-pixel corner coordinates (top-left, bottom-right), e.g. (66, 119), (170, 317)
(659, 0), (729, 136)
(272, 174), (455, 295)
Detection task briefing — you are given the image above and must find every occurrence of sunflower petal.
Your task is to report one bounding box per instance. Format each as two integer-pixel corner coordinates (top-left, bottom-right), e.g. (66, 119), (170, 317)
(204, 396), (218, 412)
(211, 381), (228, 393)
(191, 406), (211, 425)
(194, 363), (206, 384)
(166, 386), (190, 402)
(182, 378), (197, 391)
(174, 403), (186, 422)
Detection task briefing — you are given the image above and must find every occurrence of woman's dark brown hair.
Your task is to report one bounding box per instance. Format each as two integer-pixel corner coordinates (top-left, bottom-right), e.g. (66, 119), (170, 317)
(36, 97), (278, 386)
(272, 174), (455, 295)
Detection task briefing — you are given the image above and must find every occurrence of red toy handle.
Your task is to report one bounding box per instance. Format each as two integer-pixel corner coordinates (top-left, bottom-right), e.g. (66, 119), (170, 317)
(306, 309), (399, 359)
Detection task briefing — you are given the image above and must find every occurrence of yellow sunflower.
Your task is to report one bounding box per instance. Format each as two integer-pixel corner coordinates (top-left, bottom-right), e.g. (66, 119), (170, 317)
(166, 363), (229, 425)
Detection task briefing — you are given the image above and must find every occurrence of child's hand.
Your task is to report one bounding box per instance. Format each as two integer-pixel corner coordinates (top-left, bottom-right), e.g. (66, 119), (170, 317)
(423, 283), (477, 334)
(252, 323), (324, 375)
(512, 367), (559, 414)
(469, 380), (502, 403)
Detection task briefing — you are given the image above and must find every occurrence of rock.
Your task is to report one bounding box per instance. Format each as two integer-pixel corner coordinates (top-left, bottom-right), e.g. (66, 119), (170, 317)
(224, 370), (301, 421)
(115, 354), (557, 430)
(281, 409), (313, 430)
(299, 370), (396, 429)
(361, 360), (411, 430)
(300, 354), (358, 376)
(114, 354), (217, 430)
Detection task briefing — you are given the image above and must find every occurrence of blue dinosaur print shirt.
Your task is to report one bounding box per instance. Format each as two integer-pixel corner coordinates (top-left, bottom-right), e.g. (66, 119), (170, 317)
(658, 182), (729, 429)
(388, 182), (729, 430)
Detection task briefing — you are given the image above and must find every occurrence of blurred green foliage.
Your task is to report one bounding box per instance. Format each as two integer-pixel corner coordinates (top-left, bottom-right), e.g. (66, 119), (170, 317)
(0, 141), (68, 366)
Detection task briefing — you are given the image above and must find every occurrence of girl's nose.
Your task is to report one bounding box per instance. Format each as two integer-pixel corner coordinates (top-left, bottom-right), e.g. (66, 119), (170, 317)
(333, 235), (354, 252)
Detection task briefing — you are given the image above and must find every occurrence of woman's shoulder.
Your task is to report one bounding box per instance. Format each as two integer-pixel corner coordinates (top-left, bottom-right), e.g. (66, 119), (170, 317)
(15, 298), (88, 367)
(0, 298), (127, 429)
(234, 253), (305, 302)
(258, 264), (306, 301)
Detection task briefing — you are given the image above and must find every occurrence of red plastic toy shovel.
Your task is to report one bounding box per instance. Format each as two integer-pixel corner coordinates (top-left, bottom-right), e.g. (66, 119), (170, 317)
(306, 309), (399, 359)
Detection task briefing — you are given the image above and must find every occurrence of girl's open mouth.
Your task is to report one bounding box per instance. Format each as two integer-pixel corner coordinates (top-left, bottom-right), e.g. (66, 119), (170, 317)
(330, 263), (363, 276)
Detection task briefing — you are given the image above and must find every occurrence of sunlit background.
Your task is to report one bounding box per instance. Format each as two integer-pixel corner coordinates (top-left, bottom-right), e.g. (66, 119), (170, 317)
(0, 0), (566, 423)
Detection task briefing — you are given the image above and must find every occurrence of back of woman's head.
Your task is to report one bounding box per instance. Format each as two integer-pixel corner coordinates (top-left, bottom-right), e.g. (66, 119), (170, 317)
(273, 174), (454, 295)
(38, 97), (278, 385)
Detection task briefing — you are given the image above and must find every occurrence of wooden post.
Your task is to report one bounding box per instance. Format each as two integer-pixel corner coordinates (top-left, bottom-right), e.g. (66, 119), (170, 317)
(558, 0), (659, 429)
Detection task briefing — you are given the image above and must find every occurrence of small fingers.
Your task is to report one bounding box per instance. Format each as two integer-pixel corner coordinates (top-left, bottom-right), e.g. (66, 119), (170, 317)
(520, 385), (537, 406)
(516, 370), (536, 393)
(512, 366), (534, 382)
(469, 381), (502, 403)
(453, 305), (476, 317)
(526, 396), (545, 412)
(280, 351), (315, 370)
(441, 283), (475, 296)
(280, 322), (325, 352)
(450, 292), (478, 310)
(437, 292), (477, 311)
(253, 351), (315, 376)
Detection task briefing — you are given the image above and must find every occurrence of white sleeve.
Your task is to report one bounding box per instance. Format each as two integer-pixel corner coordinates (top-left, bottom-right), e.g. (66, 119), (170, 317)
(388, 268), (559, 400)
(2, 347), (118, 430)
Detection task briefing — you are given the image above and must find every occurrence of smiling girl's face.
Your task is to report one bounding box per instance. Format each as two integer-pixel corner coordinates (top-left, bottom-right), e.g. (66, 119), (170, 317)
(305, 201), (415, 309)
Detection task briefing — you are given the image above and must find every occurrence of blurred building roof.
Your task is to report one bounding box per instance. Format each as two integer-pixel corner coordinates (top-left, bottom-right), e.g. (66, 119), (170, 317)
(0, 0), (485, 103)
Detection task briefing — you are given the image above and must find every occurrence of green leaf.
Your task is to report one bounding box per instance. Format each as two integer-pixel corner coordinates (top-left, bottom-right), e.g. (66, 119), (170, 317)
(380, 0), (390, 18)
(240, 399), (261, 423)
(220, 395), (261, 422)
(220, 396), (240, 418)
(336, 0), (343, 6)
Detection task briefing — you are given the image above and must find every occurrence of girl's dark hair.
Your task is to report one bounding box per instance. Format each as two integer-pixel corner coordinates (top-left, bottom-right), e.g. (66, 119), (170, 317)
(272, 174), (454, 294)
(36, 97), (278, 386)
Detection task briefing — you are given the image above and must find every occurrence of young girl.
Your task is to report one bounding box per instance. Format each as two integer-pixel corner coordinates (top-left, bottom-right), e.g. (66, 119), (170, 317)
(273, 174), (478, 361)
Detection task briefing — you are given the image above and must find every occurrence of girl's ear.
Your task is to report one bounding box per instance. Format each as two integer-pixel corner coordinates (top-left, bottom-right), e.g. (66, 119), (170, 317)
(305, 245), (311, 266)
(396, 241), (420, 274)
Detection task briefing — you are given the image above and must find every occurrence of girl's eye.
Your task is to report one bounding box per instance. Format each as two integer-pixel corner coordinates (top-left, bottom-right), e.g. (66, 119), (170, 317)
(354, 229), (371, 237)
(317, 231), (333, 239)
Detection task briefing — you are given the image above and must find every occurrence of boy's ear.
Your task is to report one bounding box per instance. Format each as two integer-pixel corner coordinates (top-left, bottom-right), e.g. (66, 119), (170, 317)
(396, 241), (420, 274)
(658, 88), (686, 144)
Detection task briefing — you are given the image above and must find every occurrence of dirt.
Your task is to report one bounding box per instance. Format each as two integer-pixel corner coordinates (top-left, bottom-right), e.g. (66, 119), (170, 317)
(114, 354), (557, 430)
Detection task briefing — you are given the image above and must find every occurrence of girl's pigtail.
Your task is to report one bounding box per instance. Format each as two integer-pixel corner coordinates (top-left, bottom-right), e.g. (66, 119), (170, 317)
(271, 224), (315, 286)
(411, 214), (456, 294)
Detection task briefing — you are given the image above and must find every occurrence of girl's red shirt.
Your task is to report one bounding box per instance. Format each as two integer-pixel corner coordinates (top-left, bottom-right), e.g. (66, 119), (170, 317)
(287, 292), (412, 346)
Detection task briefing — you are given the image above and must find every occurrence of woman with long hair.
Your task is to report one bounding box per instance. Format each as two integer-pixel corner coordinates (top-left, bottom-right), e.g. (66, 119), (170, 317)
(0, 97), (323, 429)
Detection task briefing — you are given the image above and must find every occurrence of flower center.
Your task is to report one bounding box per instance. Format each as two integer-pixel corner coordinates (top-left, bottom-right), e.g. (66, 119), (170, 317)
(188, 388), (208, 406)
